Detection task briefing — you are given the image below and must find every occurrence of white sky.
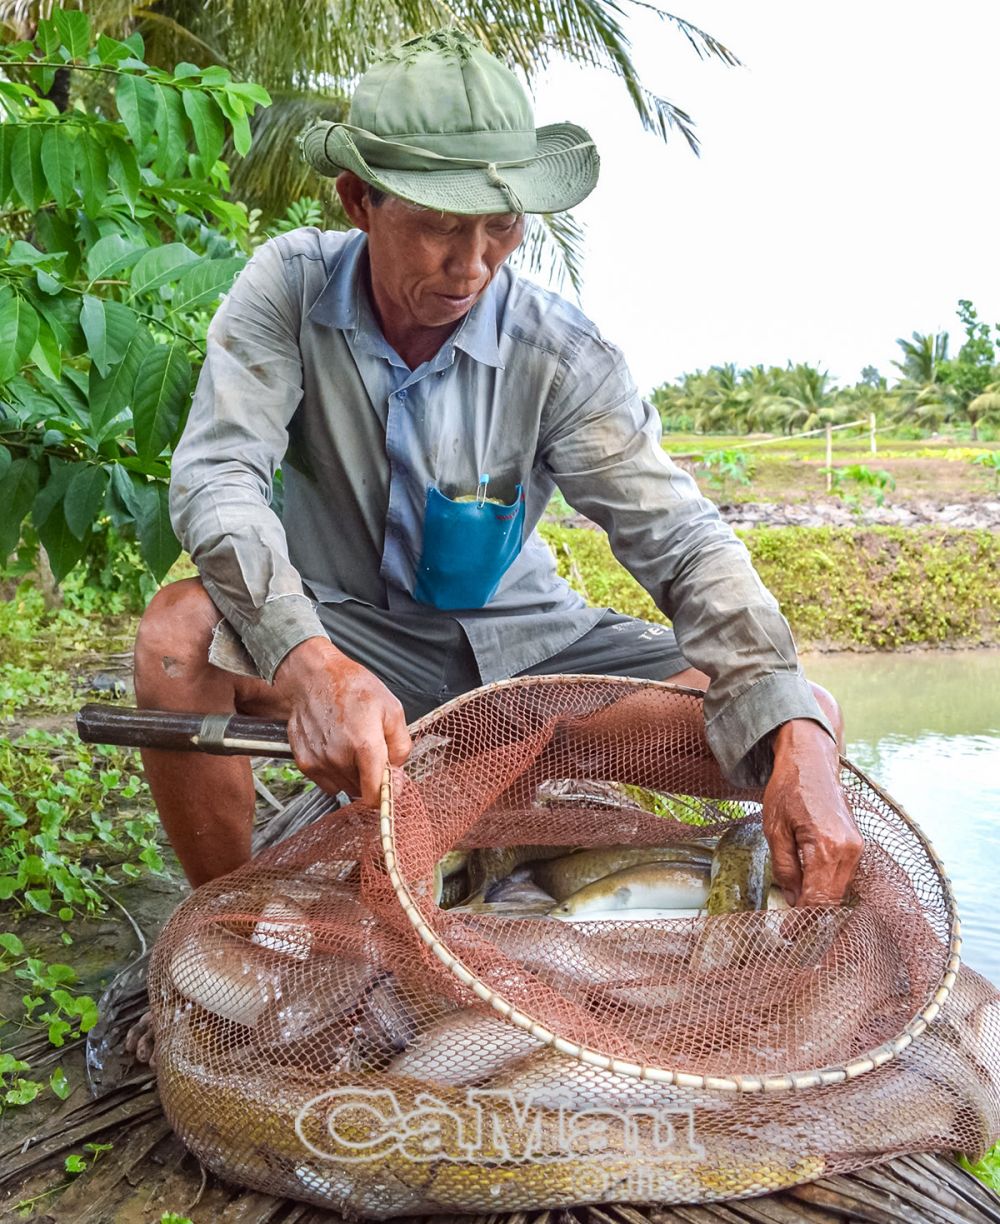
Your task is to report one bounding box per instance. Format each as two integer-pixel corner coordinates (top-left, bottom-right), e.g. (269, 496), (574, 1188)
(530, 1), (1000, 396)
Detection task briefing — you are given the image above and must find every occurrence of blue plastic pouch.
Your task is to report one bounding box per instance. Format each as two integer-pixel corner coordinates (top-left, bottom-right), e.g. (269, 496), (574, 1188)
(413, 479), (525, 610)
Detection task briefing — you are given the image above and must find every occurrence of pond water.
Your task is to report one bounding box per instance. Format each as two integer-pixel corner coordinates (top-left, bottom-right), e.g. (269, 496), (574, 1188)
(801, 649), (1000, 984)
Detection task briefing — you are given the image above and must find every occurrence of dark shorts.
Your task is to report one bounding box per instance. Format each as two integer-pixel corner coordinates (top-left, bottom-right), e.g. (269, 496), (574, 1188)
(311, 602), (690, 723)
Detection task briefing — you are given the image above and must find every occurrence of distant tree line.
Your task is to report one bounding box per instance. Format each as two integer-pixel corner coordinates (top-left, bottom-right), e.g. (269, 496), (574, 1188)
(650, 300), (1000, 439)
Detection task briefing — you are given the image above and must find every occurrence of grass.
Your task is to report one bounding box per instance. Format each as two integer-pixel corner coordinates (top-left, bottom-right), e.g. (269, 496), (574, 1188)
(540, 523), (1000, 651)
(0, 582), (164, 1123)
(661, 430), (1000, 460)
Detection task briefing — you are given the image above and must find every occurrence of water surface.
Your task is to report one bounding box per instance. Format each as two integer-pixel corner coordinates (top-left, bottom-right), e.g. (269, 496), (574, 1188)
(802, 650), (1000, 983)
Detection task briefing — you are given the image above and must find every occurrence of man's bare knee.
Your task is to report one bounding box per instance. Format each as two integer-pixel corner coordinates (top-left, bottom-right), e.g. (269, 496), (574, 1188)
(664, 666), (709, 691)
(134, 578), (221, 704)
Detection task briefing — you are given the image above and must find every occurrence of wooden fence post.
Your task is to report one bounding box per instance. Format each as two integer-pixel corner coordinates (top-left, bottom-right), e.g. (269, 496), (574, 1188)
(825, 424), (833, 492)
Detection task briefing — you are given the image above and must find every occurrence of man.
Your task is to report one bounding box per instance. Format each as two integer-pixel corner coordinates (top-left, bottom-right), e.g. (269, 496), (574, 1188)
(135, 30), (860, 913)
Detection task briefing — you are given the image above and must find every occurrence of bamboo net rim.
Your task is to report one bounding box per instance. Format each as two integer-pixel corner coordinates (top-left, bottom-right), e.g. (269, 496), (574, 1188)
(379, 674), (962, 1094)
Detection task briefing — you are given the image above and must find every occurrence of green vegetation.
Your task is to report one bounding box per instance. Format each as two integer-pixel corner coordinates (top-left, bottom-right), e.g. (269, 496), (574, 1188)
(961, 1149), (1000, 1196)
(0, 13), (270, 593)
(973, 450), (1000, 491)
(652, 300), (1000, 440)
(826, 465), (896, 515)
(698, 449), (756, 496)
(540, 523), (1000, 651)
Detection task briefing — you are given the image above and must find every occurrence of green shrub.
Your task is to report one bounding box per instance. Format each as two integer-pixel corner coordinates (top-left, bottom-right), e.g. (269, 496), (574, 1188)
(539, 523), (1000, 651)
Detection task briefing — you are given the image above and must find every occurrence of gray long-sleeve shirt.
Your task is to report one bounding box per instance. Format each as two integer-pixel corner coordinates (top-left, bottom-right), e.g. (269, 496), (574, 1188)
(170, 226), (832, 784)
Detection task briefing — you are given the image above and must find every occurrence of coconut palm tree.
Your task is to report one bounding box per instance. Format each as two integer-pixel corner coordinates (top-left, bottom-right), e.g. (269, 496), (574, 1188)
(760, 363), (838, 435)
(0, 0), (740, 290)
(891, 331), (956, 430)
(967, 382), (1000, 441)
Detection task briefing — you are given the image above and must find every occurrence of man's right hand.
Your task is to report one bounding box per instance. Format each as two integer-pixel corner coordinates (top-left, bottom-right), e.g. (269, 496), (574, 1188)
(272, 636), (412, 807)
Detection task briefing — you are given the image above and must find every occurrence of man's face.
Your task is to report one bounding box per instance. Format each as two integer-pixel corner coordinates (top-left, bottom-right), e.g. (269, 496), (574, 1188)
(342, 179), (525, 332)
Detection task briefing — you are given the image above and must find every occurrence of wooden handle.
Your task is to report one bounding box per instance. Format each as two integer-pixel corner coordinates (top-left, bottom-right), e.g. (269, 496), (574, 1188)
(76, 704), (294, 758)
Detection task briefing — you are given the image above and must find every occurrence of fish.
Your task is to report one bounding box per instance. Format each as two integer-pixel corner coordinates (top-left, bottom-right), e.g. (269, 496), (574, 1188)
(483, 876), (556, 906)
(555, 906), (706, 924)
(388, 1007), (546, 1085)
(550, 861), (711, 918)
(464, 845), (574, 899)
(532, 843), (714, 902)
(705, 820), (771, 916)
(256, 954), (378, 1046)
(170, 928), (278, 1027)
(534, 778), (737, 828)
(350, 974), (429, 1066)
(446, 897), (555, 917)
(251, 896), (313, 959)
(433, 850), (469, 907)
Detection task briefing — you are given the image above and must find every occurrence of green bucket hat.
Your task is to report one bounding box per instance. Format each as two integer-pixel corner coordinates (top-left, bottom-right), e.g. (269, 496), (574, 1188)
(300, 29), (599, 215)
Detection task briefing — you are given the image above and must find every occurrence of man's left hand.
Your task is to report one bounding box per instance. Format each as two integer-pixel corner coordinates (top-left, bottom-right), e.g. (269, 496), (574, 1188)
(762, 718), (863, 906)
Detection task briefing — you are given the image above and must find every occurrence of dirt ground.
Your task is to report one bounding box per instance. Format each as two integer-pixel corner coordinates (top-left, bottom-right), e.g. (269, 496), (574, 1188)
(677, 454), (1000, 505)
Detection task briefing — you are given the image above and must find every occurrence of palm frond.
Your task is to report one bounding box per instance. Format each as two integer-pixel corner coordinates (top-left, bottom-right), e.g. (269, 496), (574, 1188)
(227, 91), (350, 224)
(511, 209), (586, 297)
(616, 0), (741, 66)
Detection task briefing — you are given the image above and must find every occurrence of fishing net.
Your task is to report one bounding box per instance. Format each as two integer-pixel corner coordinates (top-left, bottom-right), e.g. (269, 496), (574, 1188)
(149, 676), (1000, 1218)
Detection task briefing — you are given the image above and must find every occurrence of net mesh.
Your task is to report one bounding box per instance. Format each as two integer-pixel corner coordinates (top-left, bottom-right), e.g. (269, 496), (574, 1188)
(150, 677), (1000, 1218)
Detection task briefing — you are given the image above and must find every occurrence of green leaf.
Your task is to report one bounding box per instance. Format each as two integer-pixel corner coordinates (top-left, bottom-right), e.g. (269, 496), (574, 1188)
(107, 137), (140, 211)
(0, 932), (24, 956)
(35, 18), (60, 58)
(102, 300), (140, 364)
(10, 124), (45, 211)
(80, 294), (108, 377)
(24, 888), (52, 913)
(88, 325), (152, 434)
(86, 234), (147, 285)
(76, 995), (99, 1032)
(41, 125), (76, 210)
(7, 240), (57, 268)
(50, 1066), (71, 1099)
(0, 295), (40, 384)
(0, 124), (15, 204)
(96, 34), (134, 64)
(132, 480), (180, 578)
(129, 244), (200, 298)
(37, 503), (87, 582)
(64, 465), (108, 539)
(0, 447), (10, 479)
(76, 137), (108, 217)
(29, 316), (62, 382)
(57, 907), (73, 922)
(116, 73), (158, 148)
(225, 81), (271, 108)
(181, 89), (224, 172)
(230, 107), (252, 158)
(54, 8), (91, 59)
(0, 458), (39, 559)
(171, 256), (245, 314)
(36, 270), (62, 295)
(65, 1153), (86, 1173)
(31, 459), (77, 531)
(133, 343), (191, 459)
(153, 83), (189, 176)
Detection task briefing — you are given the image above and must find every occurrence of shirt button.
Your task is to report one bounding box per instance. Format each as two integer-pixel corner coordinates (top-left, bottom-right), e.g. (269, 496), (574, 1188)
(396, 463), (408, 477)
(398, 389), (408, 399)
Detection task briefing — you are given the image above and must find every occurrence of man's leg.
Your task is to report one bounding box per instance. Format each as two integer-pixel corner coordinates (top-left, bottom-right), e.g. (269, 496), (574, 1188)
(133, 577), (291, 888)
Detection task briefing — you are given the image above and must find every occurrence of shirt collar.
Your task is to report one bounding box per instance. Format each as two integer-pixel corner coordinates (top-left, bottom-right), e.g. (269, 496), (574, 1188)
(308, 230), (503, 371)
